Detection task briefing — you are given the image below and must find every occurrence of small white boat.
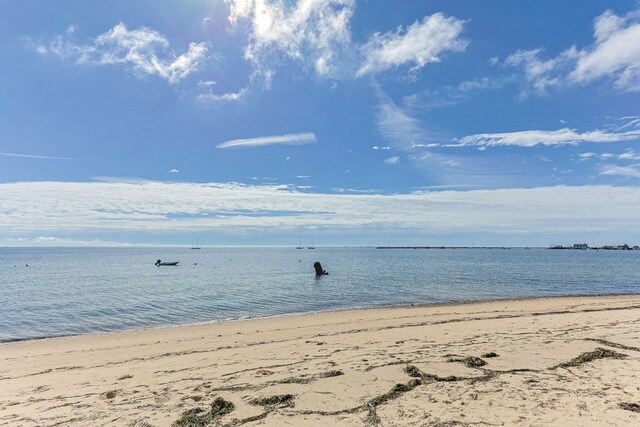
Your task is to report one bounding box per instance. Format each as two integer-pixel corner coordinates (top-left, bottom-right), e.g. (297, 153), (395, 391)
(155, 260), (179, 266)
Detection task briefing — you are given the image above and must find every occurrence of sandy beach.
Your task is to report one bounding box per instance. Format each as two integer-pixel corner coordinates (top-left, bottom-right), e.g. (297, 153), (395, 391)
(1, 295), (639, 426)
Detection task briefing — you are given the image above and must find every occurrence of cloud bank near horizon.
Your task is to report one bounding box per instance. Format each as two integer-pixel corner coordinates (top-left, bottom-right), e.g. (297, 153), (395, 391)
(1, 181), (639, 240)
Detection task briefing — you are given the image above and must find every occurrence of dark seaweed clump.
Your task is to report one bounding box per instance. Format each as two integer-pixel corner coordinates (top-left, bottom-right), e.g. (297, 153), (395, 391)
(619, 402), (640, 413)
(449, 356), (487, 368)
(173, 397), (235, 426)
(250, 394), (295, 407)
(553, 347), (627, 369)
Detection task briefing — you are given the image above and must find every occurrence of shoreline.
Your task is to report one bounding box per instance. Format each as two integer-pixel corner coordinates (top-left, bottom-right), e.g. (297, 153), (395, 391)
(3, 292), (640, 345)
(2, 294), (640, 426)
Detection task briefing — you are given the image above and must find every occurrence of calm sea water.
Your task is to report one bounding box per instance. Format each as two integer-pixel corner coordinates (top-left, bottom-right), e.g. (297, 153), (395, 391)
(0, 247), (638, 342)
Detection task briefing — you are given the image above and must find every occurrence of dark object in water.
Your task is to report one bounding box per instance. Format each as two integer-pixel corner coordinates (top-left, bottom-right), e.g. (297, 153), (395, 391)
(313, 261), (328, 276)
(156, 259), (179, 266)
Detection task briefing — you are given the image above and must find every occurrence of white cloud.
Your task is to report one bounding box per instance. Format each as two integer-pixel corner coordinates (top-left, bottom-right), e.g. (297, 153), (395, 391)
(197, 87), (248, 103)
(169, 169), (179, 173)
(358, 13), (467, 76)
(618, 150), (640, 160)
(372, 146), (391, 150)
(578, 152), (597, 161)
(579, 150), (640, 161)
(0, 152), (79, 160)
(216, 132), (317, 149)
(227, 2), (466, 80)
(1, 181), (640, 237)
(384, 156), (400, 165)
(456, 128), (640, 149)
(228, 0), (355, 77)
(570, 9), (640, 91)
(457, 76), (506, 92)
(505, 47), (578, 96)
(40, 23), (208, 84)
(506, 6), (640, 94)
(599, 164), (640, 178)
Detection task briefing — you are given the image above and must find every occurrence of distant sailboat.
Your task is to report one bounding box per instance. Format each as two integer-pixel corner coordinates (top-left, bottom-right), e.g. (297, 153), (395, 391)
(308, 241), (315, 249)
(296, 237), (304, 249)
(191, 237), (201, 249)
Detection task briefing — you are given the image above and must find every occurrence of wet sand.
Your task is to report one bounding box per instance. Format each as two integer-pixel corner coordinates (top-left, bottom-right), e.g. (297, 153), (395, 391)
(1, 295), (640, 426)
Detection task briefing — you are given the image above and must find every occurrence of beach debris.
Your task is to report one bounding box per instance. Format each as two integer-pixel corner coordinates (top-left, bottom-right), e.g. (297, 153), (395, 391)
(279, 369), (343, 384)
(619, 402), (640, 413)
(313, 261), (328, 276)
(249, 394), (295, 408)
(585, 338), (640, 352)
(366, 379), (421, 425)
(117, 374), (133, 380)
(481, 352), (499, 358)
(552, 347), (627, 369)
(210, 397), (235, 417)
(405, 364), (463, 382)
(448, 356), (487, 368)
(172, 397), (235, 426)
(104, 390), (117, 399)
(317, 369), (343, 378)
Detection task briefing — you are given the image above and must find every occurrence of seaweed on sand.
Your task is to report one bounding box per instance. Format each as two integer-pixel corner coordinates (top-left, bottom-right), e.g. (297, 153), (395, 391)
(404, 364), (463, 382)
(249, 394), (295, 408)
(448, 356), (487, 368)
(552, 347), (627, 369)
(365, 379), (421, 425)
(619, 402), (640, 413)
(172, 397), (235, 426)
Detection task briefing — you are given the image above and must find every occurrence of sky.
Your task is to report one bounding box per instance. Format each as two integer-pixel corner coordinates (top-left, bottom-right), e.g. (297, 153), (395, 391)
(1, 0), (640, 247)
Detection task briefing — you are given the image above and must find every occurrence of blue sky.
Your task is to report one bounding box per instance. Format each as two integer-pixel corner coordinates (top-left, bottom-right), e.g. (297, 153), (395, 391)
(1, 0), (640, 246)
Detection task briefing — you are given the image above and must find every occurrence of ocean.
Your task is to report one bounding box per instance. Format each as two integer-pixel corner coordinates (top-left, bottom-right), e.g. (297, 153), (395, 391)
(0, 247), (638, 342)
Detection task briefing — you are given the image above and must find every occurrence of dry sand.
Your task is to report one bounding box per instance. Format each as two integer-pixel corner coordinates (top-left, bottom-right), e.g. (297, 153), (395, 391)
(1, 295), (640, 426)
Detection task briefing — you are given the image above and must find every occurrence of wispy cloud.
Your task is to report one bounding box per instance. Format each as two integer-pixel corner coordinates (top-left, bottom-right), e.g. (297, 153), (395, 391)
(578, 150), (640, 161)
(405, 76), (512, 110)
(506, 6), (640, 95)
(197, 87), (248, 103)
(216, 132), (317, 149)
(36, 23), (208, 84)
(599, 164), (640, 178)
(358, 13), (467, 76)
(384, 156), (400, 165)
(0, 152), (79, 160)
(505, 47), (578, 96)
(455, 128), (640, 149)
(375, 93), (433, 150)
